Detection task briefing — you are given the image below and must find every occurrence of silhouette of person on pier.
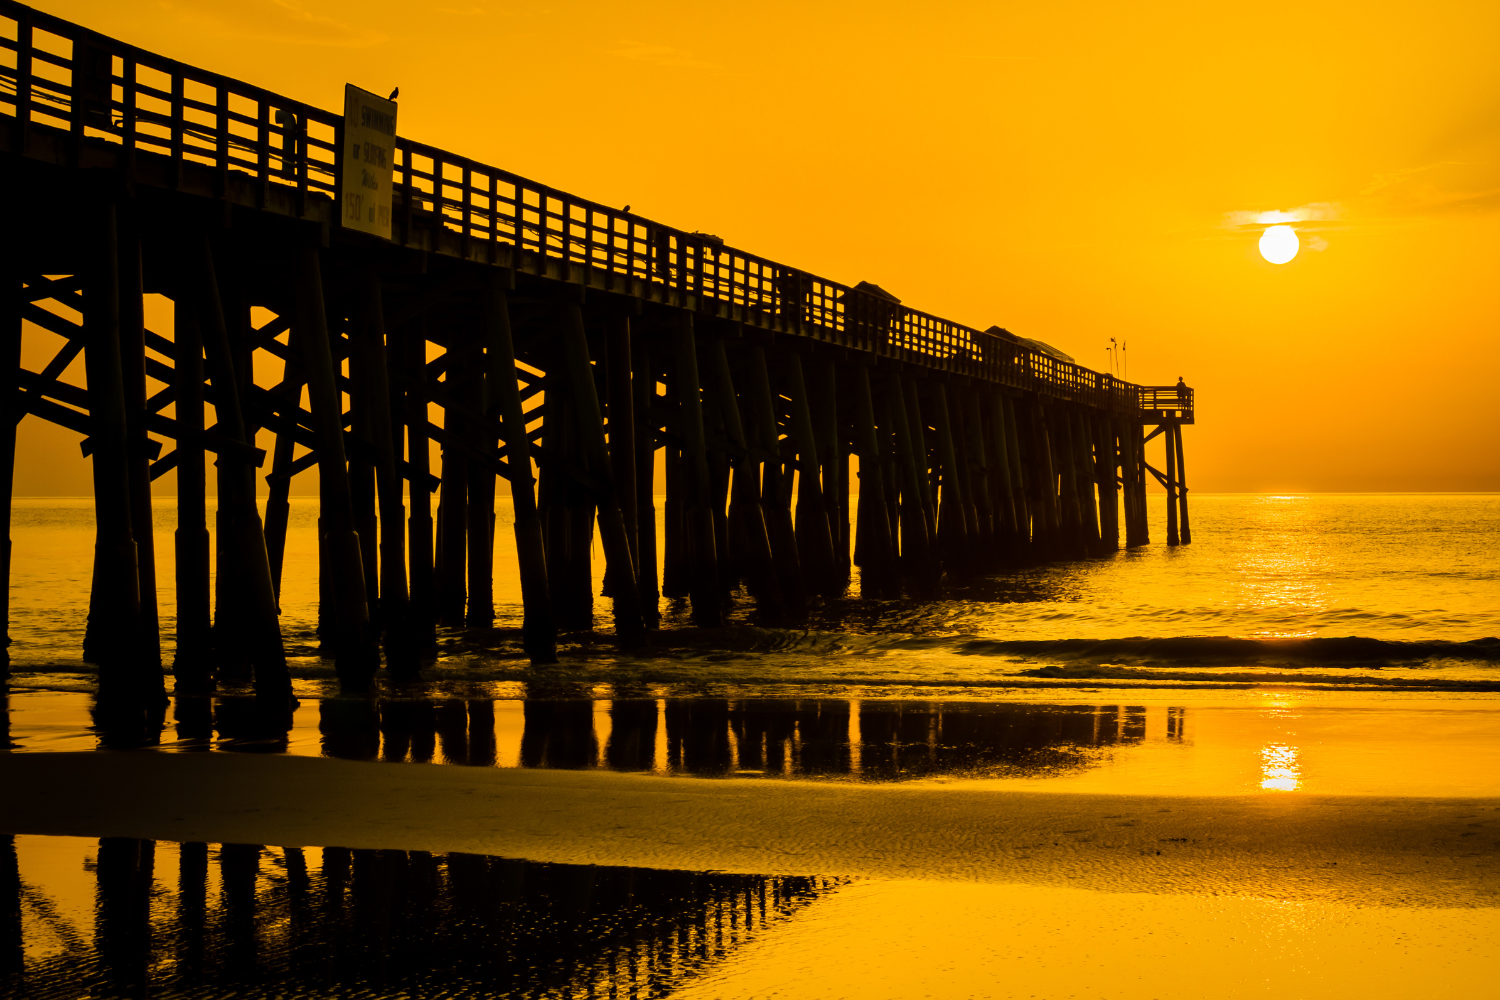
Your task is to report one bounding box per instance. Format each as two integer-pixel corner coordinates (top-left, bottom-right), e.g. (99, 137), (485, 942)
(1175, 376), (1189, 402)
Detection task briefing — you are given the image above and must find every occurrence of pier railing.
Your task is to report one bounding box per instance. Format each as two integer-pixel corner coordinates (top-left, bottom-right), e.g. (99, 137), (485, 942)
(1138, 386), (1194, 423)
(0, 0), (1157, 418)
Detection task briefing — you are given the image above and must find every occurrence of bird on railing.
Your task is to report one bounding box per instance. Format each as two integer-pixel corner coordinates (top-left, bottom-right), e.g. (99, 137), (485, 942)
(388, 87), (399, 101)
(623, 204), (631, 213)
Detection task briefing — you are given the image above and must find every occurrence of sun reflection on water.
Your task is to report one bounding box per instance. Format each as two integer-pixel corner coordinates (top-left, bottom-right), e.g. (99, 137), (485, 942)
(1232, 495), (1334, 638)
(1260, 743), (1301, 791)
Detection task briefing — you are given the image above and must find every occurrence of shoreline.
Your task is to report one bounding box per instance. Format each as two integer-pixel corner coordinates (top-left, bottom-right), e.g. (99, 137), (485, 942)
(11, 670), (1500, 702)
(4, 751), (1497, 910)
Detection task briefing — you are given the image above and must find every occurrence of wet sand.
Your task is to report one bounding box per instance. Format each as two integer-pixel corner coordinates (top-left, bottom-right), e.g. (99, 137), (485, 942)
(3, 750), (1497, 909)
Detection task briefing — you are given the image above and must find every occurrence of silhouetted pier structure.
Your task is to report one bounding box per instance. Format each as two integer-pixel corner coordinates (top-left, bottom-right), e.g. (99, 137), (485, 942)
(0, 2), (1193, 703)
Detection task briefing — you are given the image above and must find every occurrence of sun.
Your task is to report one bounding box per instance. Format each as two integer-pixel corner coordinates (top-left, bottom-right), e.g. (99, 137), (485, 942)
(1259, 225), (1299, 264)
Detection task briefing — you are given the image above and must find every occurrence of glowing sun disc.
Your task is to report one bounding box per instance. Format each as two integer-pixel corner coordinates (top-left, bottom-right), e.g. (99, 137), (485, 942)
(1259, 225), (1299, 264)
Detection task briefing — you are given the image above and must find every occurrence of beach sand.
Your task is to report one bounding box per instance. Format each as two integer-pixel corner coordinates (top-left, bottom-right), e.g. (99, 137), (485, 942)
(4, 750), (1497, 910)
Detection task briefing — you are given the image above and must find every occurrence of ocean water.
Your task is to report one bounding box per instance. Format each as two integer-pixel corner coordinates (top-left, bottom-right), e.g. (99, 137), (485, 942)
(6, 493), (1499, 695)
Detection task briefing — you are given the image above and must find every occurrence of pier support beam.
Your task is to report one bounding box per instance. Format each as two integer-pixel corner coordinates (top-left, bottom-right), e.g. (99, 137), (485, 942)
(602, 314), (639, 602)
(0, 213), (17, 675)
(1165, 421), (1180, 547)
(671, 312), (721, 626)
(400, 318), (436, 647)
(82, 197), (153, 703)
(171, 295), (211, 689)
(1174, 422), (1191, 544)
(849, 365), (897, 596)
(706, 336), (780, 616)
(195, 234), (292, 708)
(354, 276), (418, 676)
(781, 354), (837, 595)
(480, 278), (556, 663)
(118, 223), (160, 672)
(742, 343), (805, 616)
(630, 333), (660, 626)
(558, 299), (643, 645)
(1094, 416), (1120, 551)
(929, 383), (971, 579)
(437, 336), (473, 628)
(886, 375), (937, 595)
(295, 244), (377, 688)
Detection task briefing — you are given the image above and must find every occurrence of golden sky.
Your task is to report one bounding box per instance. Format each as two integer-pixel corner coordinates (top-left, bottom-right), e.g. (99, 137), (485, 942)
(16, 0), (1500, 493)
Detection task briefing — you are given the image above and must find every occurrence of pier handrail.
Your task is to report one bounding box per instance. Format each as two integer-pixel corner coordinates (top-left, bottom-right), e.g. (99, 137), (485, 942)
(0, 0), (1163, 418)
(1138, 386), (1194, 421)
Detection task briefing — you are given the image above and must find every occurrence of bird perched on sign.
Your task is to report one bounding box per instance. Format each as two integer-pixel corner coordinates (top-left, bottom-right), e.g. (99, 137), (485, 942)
(387, 87), (399, 101)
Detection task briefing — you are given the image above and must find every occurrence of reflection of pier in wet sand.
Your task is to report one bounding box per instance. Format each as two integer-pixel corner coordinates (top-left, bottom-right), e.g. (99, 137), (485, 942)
(5, 832), (843, 998)
(44, 692), (1184, 782)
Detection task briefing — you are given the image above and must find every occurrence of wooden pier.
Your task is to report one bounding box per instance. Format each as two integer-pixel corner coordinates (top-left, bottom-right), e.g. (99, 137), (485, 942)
(0, 2), (1193, 704)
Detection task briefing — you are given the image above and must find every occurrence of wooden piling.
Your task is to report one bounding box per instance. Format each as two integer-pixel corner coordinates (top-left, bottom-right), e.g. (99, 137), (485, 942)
(1174, 422), (1191, 544)
(782, 353), (839, 595)
(603, 314), (639, 598)
(670, 312), (721, 626)
(464, 318), (496, 630)
(263, 423), (295, 600)
(1053, 409), (1084, 557)
(479, 277), (556, 663)
(118, 224), (160, 670)
(82, 196), (149, 702)
(170, 294), (211, 688)
(630, 334), (660, 625)
(741, 343), (805, 615)
(1094, 416), (1120, 551)
(928, 383), (971, 579)
(294, 244), (377, 687)
(1039, 404), (1061, 554)
(848, 364), (897, 595)
(660, 442), (687, 600)
(810, 357), (848, 584)
(901, 380), (940, 560)
(557, 299), (643, 644)
(437, 334), (473, 628)
(400, 318), (437, 645)
(705, 336), (780, 616)
(347, 337), (380, 627)
(1165, 419), (1180, 546)
(886, 375), (936, 594)
(961, 390), (995, 571)
(354, 276), (418, 676)
(1073, 410), (1101, 553)
(194, 234), (292, 706)
(0, 210), (18, 675)
(1002, 396), (1030, 556)
(542, 341), (594, 633)
(987, 395), (1019, 556)
(1125, 420), (1150, 547)
(702, 357), (733, 595)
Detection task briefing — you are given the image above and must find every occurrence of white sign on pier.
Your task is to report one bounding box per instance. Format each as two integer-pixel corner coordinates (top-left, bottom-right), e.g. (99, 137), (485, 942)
(341, 84), (397, 239)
